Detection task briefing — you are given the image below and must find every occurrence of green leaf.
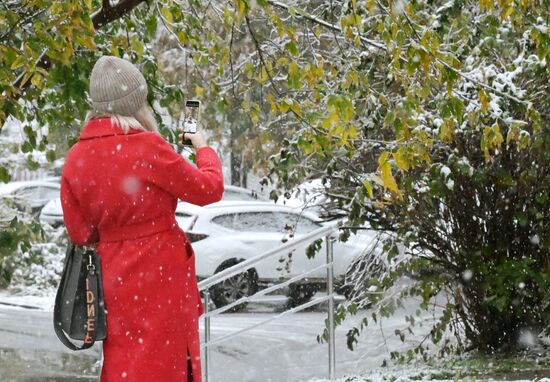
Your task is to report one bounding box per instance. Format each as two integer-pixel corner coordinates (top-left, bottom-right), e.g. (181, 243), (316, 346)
(285, 41), (299, 57)
(46, 150), (56, 162)
(287, 62), (301, 89)
(0, 166), (11, 183)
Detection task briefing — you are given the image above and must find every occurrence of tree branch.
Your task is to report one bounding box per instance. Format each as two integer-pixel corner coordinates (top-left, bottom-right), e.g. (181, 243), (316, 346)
(267, 0), (386, 51)
(12, 0), (147, 93)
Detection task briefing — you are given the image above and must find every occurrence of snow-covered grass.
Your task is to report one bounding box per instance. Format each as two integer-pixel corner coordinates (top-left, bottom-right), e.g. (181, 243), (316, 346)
(306, 353), (550, 381)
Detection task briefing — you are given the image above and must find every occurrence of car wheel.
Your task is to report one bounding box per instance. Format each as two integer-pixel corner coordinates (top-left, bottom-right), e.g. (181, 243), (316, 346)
(287, 283), (319, 308)
(210, 260), (258, 312)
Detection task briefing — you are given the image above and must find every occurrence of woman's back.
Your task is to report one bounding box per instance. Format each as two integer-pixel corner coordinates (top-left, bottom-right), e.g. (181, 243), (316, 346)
(62, 117), (223, 245)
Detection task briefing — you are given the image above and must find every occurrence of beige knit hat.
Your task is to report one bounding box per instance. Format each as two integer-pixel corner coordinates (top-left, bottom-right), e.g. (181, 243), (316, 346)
(89, 56), (148, 117)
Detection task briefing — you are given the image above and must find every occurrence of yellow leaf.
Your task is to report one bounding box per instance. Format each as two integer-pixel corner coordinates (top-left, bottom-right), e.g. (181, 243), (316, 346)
(178, 31), (187, 44)
(480, 0), (494, 11)
(439, 119), (455, 142)
(76, 35), (96, 50)
(195, 86), (204, 97)
(362, 180), (374, 198)
(31, 73), (43, 89)
(236, 0), (247, 16)
(276, 57), (289, 67)
(365, 0), (375, 14)
(10, 56), (26, 70)
(250, 110), (259, 124)
(20, 70), (33, 87)
(289, 102), (301, 117)
(506, 125), (519, 145)
(267, 94), (277, 113)
(321, 112), (339, 129)
(502, 6), (514, 19)
(132, 38), (144, 57)
(348, 126), (359, 139)
(393, 150), (410, 171)
(258, 66), (269, 83)
(278, 100), (290, 113)
(313, 25), (322, 38)
(378, 152), (402, 196)
(161, 6), (174, 23)
(479, 90), (490, 113)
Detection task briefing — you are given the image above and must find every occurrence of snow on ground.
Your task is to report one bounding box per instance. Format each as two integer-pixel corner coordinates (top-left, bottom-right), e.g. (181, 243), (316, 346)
(0, 290), (548, 381)
(0, 289), (56, 311)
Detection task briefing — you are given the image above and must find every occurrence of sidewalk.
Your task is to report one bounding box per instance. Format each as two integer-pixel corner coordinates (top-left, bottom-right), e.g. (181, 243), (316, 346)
(0, 303), (101, 381)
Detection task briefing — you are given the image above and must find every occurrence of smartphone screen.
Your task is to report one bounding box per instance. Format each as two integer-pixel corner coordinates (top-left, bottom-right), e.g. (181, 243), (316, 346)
(182, 100), (200, 145)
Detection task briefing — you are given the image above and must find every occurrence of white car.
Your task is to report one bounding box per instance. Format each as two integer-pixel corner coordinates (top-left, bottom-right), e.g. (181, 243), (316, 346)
(39, 197), (64, 227)
(0, 179), (60, 216)
(175, 201), (366, 309)
(39, 184), (264, 227)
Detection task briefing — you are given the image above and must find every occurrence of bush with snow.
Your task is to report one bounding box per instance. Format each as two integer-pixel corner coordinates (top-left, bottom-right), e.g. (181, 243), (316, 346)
(0, 200), (66, 295)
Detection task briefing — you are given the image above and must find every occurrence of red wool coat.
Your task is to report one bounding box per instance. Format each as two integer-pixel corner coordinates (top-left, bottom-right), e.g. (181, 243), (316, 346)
(60, 118), (224, 382)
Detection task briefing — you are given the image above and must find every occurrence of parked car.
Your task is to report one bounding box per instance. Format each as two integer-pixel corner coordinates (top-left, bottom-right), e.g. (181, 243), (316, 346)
(0, 180), (60, 216)
(39, 184), (263, 227)
(175, 201), (366, 310)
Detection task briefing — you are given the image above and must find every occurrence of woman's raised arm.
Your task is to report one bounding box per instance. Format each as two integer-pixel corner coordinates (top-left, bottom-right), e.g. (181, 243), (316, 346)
(147, 133), (224, 206)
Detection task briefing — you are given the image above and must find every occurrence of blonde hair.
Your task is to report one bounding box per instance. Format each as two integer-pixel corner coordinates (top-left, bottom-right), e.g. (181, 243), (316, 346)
(84, 105), (159, 133)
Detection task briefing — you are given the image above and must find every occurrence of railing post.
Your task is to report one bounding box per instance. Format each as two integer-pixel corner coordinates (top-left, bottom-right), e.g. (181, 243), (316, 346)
(326, 233), (336, 380)
(204, 290), (211, 382)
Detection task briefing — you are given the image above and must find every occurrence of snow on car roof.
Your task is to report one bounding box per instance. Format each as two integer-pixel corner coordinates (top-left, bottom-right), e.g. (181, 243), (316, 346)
(176, 200), (274, 213)
(223, 184), (253, 193)
(0, 180), (60, 195)
(176, 200), (322, 220)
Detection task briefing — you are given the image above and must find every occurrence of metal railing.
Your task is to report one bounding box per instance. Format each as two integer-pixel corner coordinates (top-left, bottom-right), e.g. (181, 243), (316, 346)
(198, 221), (341, 381)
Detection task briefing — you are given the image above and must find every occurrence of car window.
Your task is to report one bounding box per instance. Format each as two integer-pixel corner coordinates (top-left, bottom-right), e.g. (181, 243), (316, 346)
(211, 211), (321, 234)
(213, 212), (280, 232)
(175, 212), (197, 231)
(211, 213), (242, 230)
(39, 186), (60, 200)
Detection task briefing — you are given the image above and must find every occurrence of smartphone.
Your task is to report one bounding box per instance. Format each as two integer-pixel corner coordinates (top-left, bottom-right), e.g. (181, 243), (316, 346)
(182, 100), (200, 146)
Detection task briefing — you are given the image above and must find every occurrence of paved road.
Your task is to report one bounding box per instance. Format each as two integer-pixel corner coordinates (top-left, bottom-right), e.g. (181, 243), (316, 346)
(0, 298), (434, 382)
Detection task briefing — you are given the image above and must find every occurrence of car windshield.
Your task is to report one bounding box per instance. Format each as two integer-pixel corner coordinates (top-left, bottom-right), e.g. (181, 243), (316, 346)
(211, 211), (321, 234)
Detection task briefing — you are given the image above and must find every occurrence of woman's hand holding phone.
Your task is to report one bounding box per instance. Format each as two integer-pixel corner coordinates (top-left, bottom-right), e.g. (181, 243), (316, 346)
(178, 130), (207, 150)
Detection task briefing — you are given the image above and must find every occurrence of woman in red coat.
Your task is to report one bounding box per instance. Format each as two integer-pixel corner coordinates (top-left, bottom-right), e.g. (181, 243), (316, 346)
(60, 55), (224, 382)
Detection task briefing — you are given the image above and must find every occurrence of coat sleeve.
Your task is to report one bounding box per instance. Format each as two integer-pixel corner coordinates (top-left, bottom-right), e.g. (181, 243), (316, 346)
(148, 134), (224, 206)
(60, 176), (99, 246)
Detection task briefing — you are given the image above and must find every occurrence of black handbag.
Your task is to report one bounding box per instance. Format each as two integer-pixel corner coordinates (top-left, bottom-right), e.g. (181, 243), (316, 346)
(53, 242), (107, 350)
